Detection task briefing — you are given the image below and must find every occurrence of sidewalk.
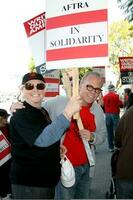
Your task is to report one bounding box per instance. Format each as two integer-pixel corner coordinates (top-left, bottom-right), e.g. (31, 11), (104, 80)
(90, 139), (112, 199)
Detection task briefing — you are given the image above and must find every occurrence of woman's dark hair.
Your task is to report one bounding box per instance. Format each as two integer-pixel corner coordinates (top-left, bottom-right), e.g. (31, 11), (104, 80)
(126, 92), (133, 109)
(124, 88), (131, 96)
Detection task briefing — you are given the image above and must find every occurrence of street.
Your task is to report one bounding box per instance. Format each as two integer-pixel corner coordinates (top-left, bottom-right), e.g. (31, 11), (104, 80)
(90, 139), (112, 199)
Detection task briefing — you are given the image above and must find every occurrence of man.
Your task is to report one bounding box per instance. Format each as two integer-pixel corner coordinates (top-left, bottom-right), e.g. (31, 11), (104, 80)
(43, 72), (107, 199)
(10, 71), (107, 199)
(103, 84), (123, 152)
(115, 106), (133, 199)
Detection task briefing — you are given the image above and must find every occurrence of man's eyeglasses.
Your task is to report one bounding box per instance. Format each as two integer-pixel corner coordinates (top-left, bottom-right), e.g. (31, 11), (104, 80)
(24, 83), (45, 90)
(86, 85), (102, 94)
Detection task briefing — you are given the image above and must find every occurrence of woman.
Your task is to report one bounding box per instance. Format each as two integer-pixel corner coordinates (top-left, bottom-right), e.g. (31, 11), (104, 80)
(126, 92), (133, 110)
(115, 104), (133, 198)
(9, 72), (81, 199)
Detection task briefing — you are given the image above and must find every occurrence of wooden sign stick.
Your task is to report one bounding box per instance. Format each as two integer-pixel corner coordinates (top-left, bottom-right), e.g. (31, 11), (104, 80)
(62, 68), (95, 166)
(71, 68), (84, 129)
(72, 68), (95, 166)
(62, 68), (84, 129)
(61, 69), (72, 98)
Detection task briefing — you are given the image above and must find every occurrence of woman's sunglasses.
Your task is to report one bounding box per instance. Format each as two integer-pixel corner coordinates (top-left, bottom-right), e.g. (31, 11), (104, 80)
(24, 83), (45, 90)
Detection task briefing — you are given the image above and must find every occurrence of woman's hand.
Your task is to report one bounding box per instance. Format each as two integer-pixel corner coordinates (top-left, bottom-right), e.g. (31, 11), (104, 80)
(63, 96), (82, 120)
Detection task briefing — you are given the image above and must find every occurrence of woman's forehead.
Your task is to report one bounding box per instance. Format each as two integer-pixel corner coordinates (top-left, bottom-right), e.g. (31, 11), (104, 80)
(26, 79), (44, 84)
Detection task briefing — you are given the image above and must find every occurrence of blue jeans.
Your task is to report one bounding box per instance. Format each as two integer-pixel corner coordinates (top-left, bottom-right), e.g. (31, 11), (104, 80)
(116, 178), (133, 199)
(11, 184), (55, 199)
(55, 163), (90, 199)
(105, 113), (119, 150)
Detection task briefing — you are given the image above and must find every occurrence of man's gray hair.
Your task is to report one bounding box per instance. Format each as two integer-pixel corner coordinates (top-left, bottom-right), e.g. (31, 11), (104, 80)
(80, 71), (101, 85)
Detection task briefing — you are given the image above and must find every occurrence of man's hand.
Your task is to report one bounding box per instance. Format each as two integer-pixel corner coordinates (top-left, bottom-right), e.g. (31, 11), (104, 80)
(60, 144), (67, 159)
(10, 102), (25, 113)
(79, 129), (91, 141)
(79, 129), (96, 143)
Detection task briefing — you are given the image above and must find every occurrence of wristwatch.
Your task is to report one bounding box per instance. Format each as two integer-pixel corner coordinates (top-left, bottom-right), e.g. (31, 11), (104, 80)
(89, 133), (96, 144)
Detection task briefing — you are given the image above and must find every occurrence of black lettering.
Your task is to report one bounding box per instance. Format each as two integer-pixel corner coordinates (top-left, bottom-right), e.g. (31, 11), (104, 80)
(85, 2), (89, 8)
(49, 34), (104, 48)
(62, 2), (90, 12)
(70, 26), (80, 34)
(93, 36), (95, 43)
(98, 34), (103, 42)
(78, 2), (83, 8)
(62, 5), (67, 11)
(77, 37), (82, 44)
(82, 36), (88, 43)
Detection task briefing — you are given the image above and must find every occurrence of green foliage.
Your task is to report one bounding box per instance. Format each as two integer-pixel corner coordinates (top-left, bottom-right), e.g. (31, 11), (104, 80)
(79, 67), (92, 80)
(109, 20), (133, 74)
(117, 0), (133, 22)
(28, 57), (36, 72)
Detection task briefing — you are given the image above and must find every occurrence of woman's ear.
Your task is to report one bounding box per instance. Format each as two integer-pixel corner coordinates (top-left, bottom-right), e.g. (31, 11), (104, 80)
(17, 85), (24, 102)
(19, 85), (24, 91)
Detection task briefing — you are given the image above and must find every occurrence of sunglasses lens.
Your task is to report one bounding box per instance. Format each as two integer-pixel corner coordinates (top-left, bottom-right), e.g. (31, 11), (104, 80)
(24, 83), (45, 90)
(36, 83), (45, 90)
(25, 83), (34, 90)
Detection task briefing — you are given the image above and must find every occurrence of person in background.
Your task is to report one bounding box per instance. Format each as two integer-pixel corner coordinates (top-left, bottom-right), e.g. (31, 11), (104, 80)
(10, 71), (107, 199)
(103, 84), (123, 152)
(9, 72), (82, 199)
(115, 104), (133, 198)
(123, 87), (131, 109)
(125, 92), (133, 110)
(0, 109), (11, 199)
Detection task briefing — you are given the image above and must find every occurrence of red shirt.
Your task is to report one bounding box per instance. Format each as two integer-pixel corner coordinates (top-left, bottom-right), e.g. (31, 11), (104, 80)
(103, 92), (123, 114)
(63, 106), (96, 166)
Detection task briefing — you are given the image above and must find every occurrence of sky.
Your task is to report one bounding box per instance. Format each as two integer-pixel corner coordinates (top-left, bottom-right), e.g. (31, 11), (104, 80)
(0, 0), (45, 92)
(0, 0), (124, 93)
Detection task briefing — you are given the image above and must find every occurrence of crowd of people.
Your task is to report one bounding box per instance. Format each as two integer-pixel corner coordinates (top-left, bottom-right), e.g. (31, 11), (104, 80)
(0, 71), (133, 199)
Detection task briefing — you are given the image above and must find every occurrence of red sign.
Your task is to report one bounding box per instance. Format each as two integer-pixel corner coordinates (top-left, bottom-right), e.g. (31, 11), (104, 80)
(0, 131), (11, 166)
(24, 12), (45, 38)
(119, 57), (133, 72)
(119, 57), (133, 84)
(23, 12), (45, 67)
(24, 13), (60, 97)
(36, 64), (60, 97)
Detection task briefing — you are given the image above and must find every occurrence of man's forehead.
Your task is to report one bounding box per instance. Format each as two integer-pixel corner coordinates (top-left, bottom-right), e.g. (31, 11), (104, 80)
(83, 75), (98, 83)
(82, 76), (102, 86)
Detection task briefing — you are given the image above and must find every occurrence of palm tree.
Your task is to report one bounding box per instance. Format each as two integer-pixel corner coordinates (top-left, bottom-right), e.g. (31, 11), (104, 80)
(117, 0), (133, 22)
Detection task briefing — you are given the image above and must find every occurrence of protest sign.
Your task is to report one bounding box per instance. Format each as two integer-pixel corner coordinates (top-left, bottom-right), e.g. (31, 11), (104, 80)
(0, 131), (11, 166)
(46, 0), (108, 70)
(24, 13), (60, 97)
(119, 57), (133, 84)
